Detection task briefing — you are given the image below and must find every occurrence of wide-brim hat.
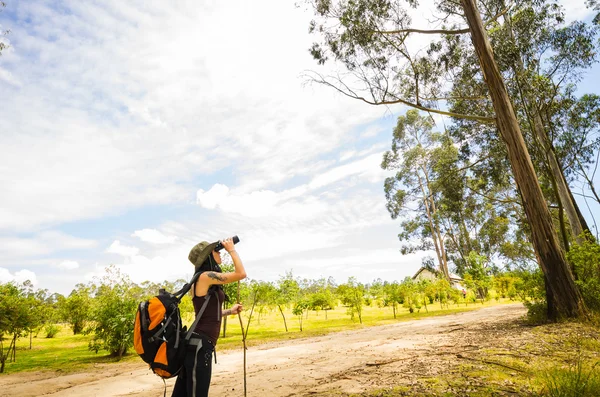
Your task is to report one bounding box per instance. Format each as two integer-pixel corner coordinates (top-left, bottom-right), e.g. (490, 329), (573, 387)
(188, 240), (219, 270)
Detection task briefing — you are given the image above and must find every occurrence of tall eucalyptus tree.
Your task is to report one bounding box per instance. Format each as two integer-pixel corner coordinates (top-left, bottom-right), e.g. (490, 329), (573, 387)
(306, 0), (591, 318)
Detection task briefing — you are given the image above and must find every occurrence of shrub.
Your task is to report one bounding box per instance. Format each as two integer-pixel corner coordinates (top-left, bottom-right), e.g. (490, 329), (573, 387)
(45, 324), (60, 338)
(567, 234), (600, 313)
(85, 266), (137, 358)
(524, 301), (548, 324)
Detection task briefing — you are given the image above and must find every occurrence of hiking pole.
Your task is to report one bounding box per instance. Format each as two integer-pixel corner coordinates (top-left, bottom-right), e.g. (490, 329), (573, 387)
(237, 281), (247, 397)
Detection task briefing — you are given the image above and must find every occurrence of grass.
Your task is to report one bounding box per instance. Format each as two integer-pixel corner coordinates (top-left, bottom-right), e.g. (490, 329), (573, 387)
(2, 298), (511, 375)
(2, 325), (138, 374)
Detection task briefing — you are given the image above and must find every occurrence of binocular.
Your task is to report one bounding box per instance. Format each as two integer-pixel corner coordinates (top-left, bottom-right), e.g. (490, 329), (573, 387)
(214, 235), (240, 251)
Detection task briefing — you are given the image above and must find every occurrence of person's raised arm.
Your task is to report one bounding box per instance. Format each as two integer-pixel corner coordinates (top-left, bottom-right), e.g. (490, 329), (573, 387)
(200, 237), (246, 286)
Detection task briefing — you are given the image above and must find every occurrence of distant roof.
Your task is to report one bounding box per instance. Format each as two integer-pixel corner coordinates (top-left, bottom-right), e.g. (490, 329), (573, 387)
(412, 266), (463, 281)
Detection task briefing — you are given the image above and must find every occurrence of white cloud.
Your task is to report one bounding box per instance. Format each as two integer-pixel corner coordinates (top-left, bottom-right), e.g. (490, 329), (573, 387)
(196, 151), (391, 219)
(132, 229), (178, 244)
(339, 150), (357, 162)
(106, 240), (140, 257)
(0, 231), (96, 260)
(56, 260), (80, 270)
(0, 268), (38, 286)
(197, 184), (284, 218)
(561, 0), (595, 22)
(0, 67), (20, 86)
(91, 243), (193, 287)
(0, 0), (397, 233)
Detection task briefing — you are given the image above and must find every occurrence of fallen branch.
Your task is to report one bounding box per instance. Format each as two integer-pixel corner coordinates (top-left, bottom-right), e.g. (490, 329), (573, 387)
(446, 327), (466, 333)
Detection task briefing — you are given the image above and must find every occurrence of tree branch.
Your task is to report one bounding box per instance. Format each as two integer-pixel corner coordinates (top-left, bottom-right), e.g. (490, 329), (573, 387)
(375, 6), (511, 36)
(377, 27), (470, 35)
(420, 95), (488, 101)
(305, 73), (496, 123)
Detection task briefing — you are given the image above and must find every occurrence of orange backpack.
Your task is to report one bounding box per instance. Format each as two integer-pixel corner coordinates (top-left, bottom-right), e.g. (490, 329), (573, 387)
(133, 272), (212, 379)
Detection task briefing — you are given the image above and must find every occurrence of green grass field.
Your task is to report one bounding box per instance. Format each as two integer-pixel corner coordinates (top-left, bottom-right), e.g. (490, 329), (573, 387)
(2, 299), (514, 375)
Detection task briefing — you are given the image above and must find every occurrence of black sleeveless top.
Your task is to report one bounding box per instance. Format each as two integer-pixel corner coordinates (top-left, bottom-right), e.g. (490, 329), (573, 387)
(192, 286), (225, 344)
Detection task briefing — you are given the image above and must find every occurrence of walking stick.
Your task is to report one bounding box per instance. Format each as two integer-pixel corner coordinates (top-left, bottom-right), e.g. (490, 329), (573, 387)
(237, 281), (247, 397)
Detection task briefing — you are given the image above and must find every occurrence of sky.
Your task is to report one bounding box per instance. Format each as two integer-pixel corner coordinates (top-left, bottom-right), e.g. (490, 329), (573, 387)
(0, 0), (598, 296)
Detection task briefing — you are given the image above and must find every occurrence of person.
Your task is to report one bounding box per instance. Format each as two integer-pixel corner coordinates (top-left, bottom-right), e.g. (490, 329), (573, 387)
(171, 237), (247, 397)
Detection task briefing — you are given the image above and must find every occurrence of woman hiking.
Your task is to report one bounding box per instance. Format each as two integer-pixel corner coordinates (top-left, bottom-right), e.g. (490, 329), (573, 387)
(171, 237), (247, 397)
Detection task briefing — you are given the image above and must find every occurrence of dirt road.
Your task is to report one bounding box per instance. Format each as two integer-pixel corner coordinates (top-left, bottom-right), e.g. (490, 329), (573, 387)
(0, 304), (527, 397)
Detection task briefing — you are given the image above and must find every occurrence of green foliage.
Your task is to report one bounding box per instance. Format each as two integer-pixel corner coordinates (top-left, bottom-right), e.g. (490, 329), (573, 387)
(381, 110), (447, 260)
(292, 299), (309, 331)
(513, 268), (546, 303)
(462, 252), (493, 301)
(514, 233), (600, 321)
(567, 234), (600, 312)
(379, 281), (404, 318)
(337, 277), (365, 323)
(59, 284), (92, 335)
(219, 263), (239, 307)
(85, 266), (138, 358)
(44, 324), (60, 338)
(309, 289), (336, 312)
(274, 271), (301, 332)
(494, 275), (519, 299)
(0, 281), (47, 372)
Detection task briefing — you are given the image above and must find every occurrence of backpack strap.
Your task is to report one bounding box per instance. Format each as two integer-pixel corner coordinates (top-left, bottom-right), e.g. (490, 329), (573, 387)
(184, 293), (212, 341)
(174, 271), (202, 300)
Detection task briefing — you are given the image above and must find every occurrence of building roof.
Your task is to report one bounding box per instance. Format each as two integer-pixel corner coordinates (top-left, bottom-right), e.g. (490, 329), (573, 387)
(412, 266), (463, 281)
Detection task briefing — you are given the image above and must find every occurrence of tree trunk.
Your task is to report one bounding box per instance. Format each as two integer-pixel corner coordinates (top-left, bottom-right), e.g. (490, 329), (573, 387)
(222, 316), (228, 338)
(417, 173), (451, 281)
(423, 169), (451, 280)
(533, 113), (584, 243)
(11, 335), (16, 362)
(544, 274), (557, 321)
(504, 7), (587, 245)
(461, 0), (587, 319)
(278, 305), (289, 332)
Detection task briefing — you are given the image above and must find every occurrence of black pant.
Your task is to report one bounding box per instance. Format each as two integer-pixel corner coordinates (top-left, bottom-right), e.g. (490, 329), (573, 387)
(171, 336), (215, 397)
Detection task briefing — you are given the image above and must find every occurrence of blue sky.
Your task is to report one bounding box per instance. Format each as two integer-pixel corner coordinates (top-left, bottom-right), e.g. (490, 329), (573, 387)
(0, 0), (598, 296)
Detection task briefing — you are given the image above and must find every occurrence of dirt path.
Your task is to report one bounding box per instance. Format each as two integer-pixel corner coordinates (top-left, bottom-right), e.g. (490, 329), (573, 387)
(0, 304), (527, 397)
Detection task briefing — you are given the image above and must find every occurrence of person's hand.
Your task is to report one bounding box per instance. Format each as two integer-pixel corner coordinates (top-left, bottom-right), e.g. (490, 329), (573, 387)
(230, 303), (243, 315)
(221, 237), (236, 253)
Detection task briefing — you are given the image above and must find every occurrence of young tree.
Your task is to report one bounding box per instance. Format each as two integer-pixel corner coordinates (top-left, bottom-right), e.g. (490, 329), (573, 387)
(462, 252), (493, 301)
(86, 266), (138, 358)
(59, 284), (92, 335)
(275, 271), (300, 332)
(0, 283), (22, 373)
(307, 277), (337, 318)
(0, 282), (37, 372)
(337, 277), (366, 323)
(292, 299), (310, 331)
(380, 281), (402, 318)
(220, 264), (238, 337)
(307, 289), (332, 312)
